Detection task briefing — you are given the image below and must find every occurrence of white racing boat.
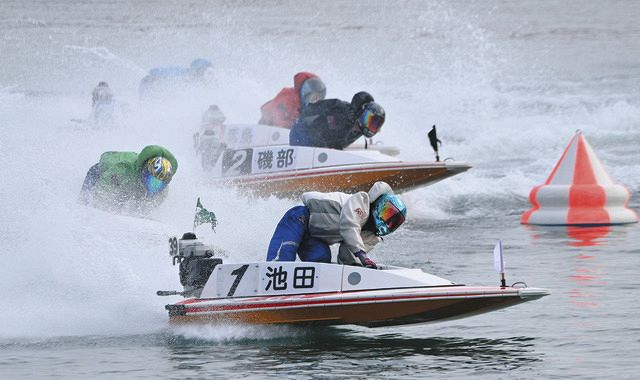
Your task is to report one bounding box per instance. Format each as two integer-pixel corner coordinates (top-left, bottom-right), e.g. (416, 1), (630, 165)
(158, 233), (550, 327)
(193, 124), (471, 197)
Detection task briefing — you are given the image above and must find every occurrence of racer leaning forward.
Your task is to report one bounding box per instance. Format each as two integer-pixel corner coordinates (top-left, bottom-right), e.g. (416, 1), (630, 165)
(289, 91), (385, 150)
(139, 58), (213, 99)
(266, 181), (407, 269)
(79, 145), (178, 213)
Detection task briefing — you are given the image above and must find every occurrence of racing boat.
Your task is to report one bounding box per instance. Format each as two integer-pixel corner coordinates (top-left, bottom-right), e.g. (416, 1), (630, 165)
(193, 124), (471, 197)
(158, 233), (549, 328)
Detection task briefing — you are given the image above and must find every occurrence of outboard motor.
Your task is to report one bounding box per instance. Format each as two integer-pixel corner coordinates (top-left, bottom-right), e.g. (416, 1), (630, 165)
(158, 232), (223, 298)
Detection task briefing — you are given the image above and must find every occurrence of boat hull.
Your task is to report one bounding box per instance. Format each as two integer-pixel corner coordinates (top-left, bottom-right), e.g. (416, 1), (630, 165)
(166, 286), (549, 328)
(216, 161), (470, 197)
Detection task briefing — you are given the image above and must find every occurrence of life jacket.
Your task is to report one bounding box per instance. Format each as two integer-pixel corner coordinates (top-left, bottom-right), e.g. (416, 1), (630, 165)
(301, 181), (393, 253)
(292, 99), (360, 149)
(291, 91), (376, 149)
(259, 72), (319, 129)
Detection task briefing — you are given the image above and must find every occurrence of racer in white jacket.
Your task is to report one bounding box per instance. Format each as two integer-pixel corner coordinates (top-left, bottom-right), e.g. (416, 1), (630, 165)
(265, 181), (407, 268)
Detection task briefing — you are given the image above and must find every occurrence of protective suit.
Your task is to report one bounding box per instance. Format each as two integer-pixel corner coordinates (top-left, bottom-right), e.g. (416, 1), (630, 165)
(79, 145), (178, 213)
(92, 82), (113, 106)
(91, 82), (115, 124)
(289, 91), (384, 150)
(266, 182), (401, 267)
(196, 105), (227, 171)
(139, 59), (212, 99)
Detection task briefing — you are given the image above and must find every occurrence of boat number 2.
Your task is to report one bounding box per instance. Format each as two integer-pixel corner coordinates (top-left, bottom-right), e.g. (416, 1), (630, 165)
(227, 264), (249, 297)
(229, 150), (247, 171)
(222, 149), (252, 176)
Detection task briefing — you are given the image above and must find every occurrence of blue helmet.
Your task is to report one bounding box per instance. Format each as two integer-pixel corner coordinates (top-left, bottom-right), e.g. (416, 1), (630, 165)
(371, 194), (407, 236)
(300, 77), (326, 106)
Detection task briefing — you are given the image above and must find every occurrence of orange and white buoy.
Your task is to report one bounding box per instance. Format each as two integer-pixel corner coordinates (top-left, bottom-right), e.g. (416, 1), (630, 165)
(521, 131), (637, 226)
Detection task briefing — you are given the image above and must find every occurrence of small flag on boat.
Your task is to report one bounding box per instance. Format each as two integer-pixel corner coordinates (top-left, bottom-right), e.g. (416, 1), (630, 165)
(493, 240), (505, 273)
(428, 125), (441, 162)
(193, 197), (217, 231)
(493, 240), (506, 287)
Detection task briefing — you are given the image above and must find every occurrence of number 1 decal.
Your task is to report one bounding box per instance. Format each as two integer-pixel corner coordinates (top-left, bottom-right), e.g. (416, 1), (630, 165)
(227, 264), (249, 297)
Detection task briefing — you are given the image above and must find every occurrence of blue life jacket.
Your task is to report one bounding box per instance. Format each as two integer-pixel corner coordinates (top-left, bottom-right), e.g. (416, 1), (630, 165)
(148, 67), (191, 79)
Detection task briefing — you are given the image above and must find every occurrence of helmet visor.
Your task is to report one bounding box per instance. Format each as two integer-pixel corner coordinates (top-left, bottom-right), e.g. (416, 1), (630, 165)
(377, 200), (406, 233)
(359, 108), (384, 137)
(143, 171), (168, 194)
(146, 157), (173, 181)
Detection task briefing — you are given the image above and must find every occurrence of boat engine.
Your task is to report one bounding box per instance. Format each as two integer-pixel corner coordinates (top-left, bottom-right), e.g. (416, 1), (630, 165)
(161, 232), (223, 298)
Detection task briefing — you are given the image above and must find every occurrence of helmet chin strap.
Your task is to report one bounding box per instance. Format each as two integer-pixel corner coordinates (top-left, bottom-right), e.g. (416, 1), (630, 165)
(356, 119), (367, 135)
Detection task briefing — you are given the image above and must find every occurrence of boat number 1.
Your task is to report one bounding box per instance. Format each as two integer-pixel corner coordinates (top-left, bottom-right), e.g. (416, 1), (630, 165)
(227, 264), (249, 297)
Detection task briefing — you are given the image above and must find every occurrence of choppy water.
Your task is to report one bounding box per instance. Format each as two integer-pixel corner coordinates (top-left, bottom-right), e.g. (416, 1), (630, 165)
(1, 1), (639, 379)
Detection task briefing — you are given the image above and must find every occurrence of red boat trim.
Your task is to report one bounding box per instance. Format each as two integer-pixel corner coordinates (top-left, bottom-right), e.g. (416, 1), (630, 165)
(180, 290), (518, 315)
(176, 286), (498, 305)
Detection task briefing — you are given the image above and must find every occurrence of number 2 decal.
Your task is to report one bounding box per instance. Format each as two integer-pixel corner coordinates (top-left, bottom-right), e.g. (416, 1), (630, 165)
(227, 151), (247, 173)
(227, 264), (249, 297)
(222, 149), (252, 176)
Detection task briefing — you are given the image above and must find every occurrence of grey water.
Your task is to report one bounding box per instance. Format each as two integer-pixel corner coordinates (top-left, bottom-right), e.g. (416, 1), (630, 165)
(1, 1), (640, 379)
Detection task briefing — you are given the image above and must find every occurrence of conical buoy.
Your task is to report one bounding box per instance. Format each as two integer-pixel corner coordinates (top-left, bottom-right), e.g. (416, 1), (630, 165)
(521, 131), (637, 226)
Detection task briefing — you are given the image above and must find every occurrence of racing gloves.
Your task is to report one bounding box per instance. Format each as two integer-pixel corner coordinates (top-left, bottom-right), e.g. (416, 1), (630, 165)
(355, 250), (377, 269)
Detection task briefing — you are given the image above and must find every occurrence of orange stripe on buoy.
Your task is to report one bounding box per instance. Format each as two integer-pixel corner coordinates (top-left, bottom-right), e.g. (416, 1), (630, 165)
(573, 136), (599, 186)
(520, 184), (542, 224)
(567, 136), (609, 224)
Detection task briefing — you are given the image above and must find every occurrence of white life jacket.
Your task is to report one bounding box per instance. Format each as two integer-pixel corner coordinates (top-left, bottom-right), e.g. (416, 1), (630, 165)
(301, 181), (393, 253)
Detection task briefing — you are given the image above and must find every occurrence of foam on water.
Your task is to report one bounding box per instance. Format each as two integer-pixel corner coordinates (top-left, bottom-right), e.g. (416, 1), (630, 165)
(171, 323), (312, 343)
(0, 89), (297, 338)
(0, 1), (639, 341)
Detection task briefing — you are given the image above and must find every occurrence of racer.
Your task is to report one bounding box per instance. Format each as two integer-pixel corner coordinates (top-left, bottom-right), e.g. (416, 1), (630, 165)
(91, 81), (115, 124)
(79, 145), (178, 213)
(139, 58), (213, 98)
(200, 104), (226, 131)
(259, 72), (326, 129)
(265, 181), (407, 269)
(195, 105), (227, 170)
(289, 91), (385, 150)
(92, 81), (114, 107)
